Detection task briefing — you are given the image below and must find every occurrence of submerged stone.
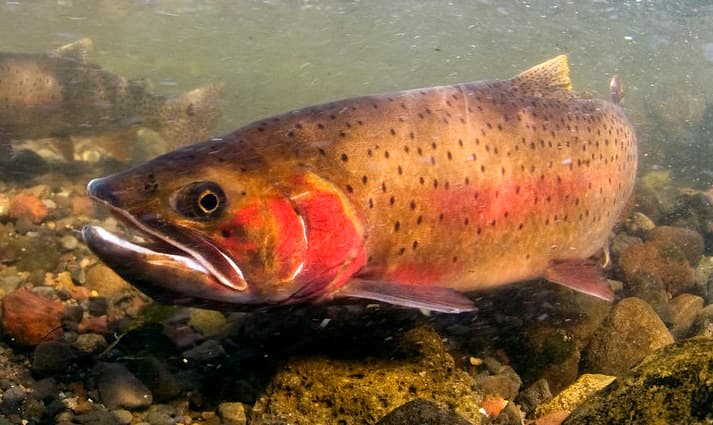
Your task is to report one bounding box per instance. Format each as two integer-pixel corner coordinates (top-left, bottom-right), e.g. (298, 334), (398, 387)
(564, 337), (713, 425)
(251, 326), (483, 424)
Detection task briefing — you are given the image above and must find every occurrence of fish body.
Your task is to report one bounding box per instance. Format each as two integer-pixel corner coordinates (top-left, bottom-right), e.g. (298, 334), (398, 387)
(83, 55), (637, 312)
(0, 38), (222, 163)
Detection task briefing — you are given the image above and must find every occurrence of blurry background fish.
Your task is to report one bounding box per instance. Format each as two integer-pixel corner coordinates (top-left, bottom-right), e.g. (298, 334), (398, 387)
(0, 38), (224, 180)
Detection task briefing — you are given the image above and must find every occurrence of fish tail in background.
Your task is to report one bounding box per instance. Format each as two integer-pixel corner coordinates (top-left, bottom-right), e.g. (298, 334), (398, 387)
(157, 82), (225, 148)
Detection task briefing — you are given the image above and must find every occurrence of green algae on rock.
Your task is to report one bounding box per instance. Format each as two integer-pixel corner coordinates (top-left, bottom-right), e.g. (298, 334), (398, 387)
(250, 326), (482, 425)
(564, 337), (713, 425)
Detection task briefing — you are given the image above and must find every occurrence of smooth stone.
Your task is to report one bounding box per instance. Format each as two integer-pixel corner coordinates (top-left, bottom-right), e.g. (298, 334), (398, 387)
(94, 362), (153, 410)
(144, 404), (177, 425)
(127, 357), (180, 402)
(111, 409), (133, 425)
(667, 293), (704, 339)
(73, 410), (120, 425)
(88, 297), (109, 316)
(181, 339), (225, 362)
(583, 297), (673, 376)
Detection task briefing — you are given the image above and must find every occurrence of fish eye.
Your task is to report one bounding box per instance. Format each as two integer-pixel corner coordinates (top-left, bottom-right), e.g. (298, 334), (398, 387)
(171, 181), (226, 219)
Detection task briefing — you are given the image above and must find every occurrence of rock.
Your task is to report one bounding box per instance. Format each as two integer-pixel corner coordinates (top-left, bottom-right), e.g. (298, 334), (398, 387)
(111, 409), (133, 425)
(181, 339), (225, 362)
(0, 385), (27, 415)
(73, 410), (120, 425)
(582, 297), (673, 376)
(564, 337), (713, 425)
(517, 378), (552, 414)
(95, 362), (153, 410)
(619, 238), (696, 297)
(88, 296), (109, 316)
(74, 333), (108, 355)
(188, 308), (227, 337)
(32, 341), (76, 375)
(1, 288), (65, 346)
(624, 212), (656, 237)
(646, 225), (705, 266)
(691, 304), (713, 338)
(217, 402), (247, 425)
(143, 404), (177, 425)
(126, 357), (180, 402)
(252, 326), (482, 424)
(8, 192), (49, 224)
(375, 399), (473, 425)
(85, 263), (136, 301)
(667, 293), (704, 339)
(59, 234), (79, 251)
(533, 374), (615, 419)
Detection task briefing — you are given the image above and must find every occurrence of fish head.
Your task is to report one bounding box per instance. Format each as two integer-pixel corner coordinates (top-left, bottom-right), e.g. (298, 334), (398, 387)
(83, 150), (311, 309)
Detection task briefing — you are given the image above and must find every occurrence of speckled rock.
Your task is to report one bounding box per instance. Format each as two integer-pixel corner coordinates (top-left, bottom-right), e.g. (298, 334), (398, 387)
(619, 238), (696, 297)
(375, 399), (473, 425)
(1, 288), (64, 346)
(217, 401), (247, 425)
(646, 225), (705, 266)
(533, 374), (615, 419)
(95, 362), (153, 410)
(32, 341), (76, 375)
(517, 378), (552, 414)
(564, 337), (713, 425)
(582, 297), (673, 376)
(74, 333), (108, 355)
(691, 305), (713, 338)
(251, 326), (482, 425)
(84, 263), (138, 301)
(8, 192), (49, 224)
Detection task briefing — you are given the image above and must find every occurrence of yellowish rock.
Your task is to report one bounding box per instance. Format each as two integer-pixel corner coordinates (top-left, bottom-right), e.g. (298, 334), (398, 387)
(534, 374), (615, 418)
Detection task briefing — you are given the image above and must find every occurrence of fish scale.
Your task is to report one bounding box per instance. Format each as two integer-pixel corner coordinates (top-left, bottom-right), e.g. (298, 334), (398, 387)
(82, 55), (637, 312)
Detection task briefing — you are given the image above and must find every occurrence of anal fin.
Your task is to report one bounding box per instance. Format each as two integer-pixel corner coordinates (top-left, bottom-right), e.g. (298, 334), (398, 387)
(543, 259), (614, 301)
(335, 279), (477, 314)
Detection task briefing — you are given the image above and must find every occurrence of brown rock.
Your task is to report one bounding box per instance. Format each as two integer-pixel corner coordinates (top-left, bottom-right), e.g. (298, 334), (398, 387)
(583, 297), (673, 376)
(9, 193), (49, 224)
(85, 263), (136, 300)
(1, 288), (64, 345)
(619, 239), (696, 297)
(667, 293), (704, 339)
(646, 225), (704, 266)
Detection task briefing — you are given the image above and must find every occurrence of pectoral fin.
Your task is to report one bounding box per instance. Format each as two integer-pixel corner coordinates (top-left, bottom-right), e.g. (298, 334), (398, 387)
(544, 259), (614, 301)
(335, 279), (477, 313)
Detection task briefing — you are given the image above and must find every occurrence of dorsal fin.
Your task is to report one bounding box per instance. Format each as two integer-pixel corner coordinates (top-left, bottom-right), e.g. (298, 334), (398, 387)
(50, 37), (93, 62)
(510, 54), (572, 95)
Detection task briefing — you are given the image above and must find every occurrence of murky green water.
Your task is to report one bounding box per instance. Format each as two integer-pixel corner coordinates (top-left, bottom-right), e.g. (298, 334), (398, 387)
(2, 0), (712, 138)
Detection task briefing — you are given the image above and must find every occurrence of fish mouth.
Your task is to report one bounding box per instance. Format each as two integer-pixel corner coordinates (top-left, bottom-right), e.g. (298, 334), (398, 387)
(84, 177), (250, 301)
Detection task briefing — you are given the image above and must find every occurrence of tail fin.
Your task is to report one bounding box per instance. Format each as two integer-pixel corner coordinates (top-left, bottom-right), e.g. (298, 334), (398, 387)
(157, 82), (225, 148)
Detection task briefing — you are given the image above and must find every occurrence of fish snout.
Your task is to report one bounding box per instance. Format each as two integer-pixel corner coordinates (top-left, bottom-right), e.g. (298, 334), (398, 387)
(86, 176), (120, 206)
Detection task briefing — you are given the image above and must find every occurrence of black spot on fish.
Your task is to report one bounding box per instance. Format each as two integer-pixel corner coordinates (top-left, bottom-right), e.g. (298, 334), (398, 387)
(412, 241), (418, 250)
(341, 153), (348, 162)
(346, 185), (353, 193)
(362, 175), (368, 184)
(394, 221), (400, 231)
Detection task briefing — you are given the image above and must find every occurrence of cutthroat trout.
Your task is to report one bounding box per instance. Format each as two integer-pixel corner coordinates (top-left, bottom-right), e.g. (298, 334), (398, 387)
(82, 55), (637, 313)
(0, 38), (223, 169)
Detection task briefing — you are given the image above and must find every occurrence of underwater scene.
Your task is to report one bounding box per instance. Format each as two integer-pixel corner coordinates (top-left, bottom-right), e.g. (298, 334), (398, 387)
(0, 1), (713, 424)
